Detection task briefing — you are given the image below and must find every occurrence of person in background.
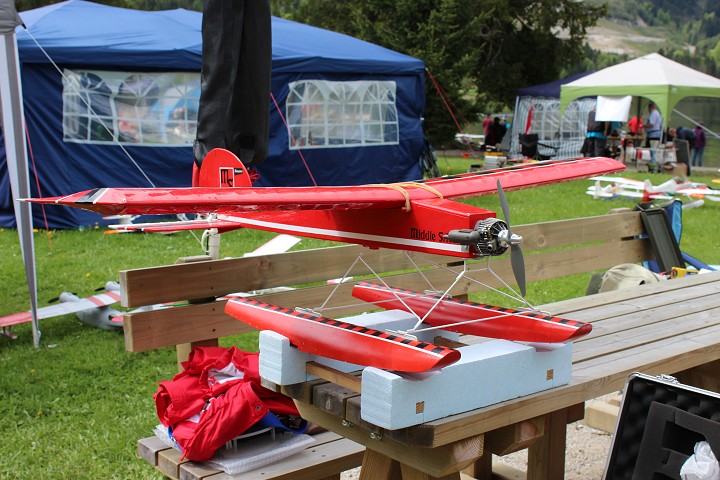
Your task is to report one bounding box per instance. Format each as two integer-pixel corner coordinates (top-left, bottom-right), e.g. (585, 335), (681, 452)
(482, 114), (493, 136)
(583, 108), (608, 157)
(668, 126), (696, 153)
(667, 126), (695, 176)
(485, 116), (507, 147)
(644, 102), (663, 167)
(692, 122), (707, 167)
(626, 115), (643, 137)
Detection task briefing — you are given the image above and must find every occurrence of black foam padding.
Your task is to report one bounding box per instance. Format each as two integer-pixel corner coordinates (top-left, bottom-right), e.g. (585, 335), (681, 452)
(604, 375), (720, 480)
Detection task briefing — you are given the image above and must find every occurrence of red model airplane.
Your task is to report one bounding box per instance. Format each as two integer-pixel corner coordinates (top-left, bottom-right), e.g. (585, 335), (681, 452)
(28, 149), (624, 372)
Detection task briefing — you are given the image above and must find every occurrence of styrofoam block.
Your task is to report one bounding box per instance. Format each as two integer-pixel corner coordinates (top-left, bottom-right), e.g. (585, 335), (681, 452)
(360, 340), (572, 430)
(258, 310), (459, 385)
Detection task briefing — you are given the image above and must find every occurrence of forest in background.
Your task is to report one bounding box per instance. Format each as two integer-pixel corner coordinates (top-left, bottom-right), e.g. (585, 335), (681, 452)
(10, 0), (720, 145)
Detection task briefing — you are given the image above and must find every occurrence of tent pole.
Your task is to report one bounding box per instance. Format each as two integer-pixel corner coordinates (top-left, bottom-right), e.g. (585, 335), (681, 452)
(0, 24), (40, 347)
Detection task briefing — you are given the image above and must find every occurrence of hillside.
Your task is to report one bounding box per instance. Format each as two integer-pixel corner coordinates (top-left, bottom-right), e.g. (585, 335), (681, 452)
(585, 18), (686, 56)
(585, 0), (720, 58)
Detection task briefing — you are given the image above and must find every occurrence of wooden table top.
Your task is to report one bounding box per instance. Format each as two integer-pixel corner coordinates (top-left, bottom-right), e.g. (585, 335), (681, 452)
(286, 271), (720, 449)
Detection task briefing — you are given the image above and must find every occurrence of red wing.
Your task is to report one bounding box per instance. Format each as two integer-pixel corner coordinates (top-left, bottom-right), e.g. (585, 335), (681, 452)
(27, 157), (624, 217)
(27, 185), (409, 216)
(422, 157), (624, 199)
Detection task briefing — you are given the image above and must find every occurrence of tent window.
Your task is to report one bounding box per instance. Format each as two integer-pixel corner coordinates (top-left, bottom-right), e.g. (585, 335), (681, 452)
(62, 70), (199, 146)
(286, 80), (399, 149)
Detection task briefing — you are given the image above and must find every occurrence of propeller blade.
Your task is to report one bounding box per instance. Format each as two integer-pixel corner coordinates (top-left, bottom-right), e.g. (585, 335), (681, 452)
(511, 245), (527, 297)
(497, 179), (527, 296)
(497, 179), (511, 227)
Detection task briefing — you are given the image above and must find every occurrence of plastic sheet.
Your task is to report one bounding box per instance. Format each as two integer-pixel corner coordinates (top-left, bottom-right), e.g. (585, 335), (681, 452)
(681, 441), (720, 480)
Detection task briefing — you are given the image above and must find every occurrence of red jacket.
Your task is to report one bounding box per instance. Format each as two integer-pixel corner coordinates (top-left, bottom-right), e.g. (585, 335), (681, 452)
(154, 346), (302, 461)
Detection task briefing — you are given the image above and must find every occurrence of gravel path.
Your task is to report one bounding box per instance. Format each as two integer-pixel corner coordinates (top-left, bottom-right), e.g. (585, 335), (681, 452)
(340, 420), (613, 480)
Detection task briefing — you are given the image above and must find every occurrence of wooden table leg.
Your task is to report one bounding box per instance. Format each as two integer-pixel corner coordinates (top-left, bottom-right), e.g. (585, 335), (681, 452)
(358, 450), (463, 480)
(399, 463), (462, 480)
(461, 452), (492, 479)
(527, 408), (569, 480)
(359, 449), (401, 480)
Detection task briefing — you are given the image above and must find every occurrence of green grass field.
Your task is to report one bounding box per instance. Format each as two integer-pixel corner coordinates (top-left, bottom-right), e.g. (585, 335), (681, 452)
(1, 160), (718, 479)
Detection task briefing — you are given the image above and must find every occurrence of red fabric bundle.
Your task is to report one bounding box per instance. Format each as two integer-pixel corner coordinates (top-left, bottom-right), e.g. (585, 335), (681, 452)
(154, 346), (300, 461)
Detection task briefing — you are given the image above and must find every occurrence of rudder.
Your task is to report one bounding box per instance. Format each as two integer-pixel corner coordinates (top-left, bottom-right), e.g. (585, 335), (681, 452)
(192, 148), (252, 188)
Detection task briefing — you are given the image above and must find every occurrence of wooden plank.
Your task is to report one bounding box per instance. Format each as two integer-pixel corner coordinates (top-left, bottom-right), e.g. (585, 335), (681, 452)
(371, 324), (720, 450)
(179, 460), (221, 480)
(527, 408), (569, 480)
(295, 401), (484, 478)
(123, 238), (653, 352)
(145, 432), (361, 480)
(674, 359), (720, 392)
(489, 460), (527, 480)
(120, 212), (645, 308)
(158, 447), (187, 480)
(399, 464), (462, 479)
(123, 302), (257, 352)
(137, 436), (170, 467)
(313, 382), (362, 417)
(583, 398), (620, 434)
(561, 276), (720, 325)
(224, 437), (364, 480)
(359, 449), (401, 479)
(541, 270), (720, 316)
(573, 305), (720, 364)
(307, 362), (362, 393)
(120, 245), (445, 307)
(483, 418), (544, 456)
(516, 211), (643, 251)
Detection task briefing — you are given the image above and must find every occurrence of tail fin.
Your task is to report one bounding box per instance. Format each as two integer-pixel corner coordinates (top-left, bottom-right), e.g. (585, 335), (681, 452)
(192, 148), (252, 188)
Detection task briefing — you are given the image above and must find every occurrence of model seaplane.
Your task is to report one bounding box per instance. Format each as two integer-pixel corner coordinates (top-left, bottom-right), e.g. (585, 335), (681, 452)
(26, 149), (624, 372)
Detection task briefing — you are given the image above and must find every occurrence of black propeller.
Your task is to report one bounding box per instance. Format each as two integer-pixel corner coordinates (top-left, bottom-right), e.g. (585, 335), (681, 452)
(496, 179), (526, 296)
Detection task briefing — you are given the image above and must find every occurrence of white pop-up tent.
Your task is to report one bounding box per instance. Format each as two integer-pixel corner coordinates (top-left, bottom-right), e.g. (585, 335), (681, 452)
(559, 53), (720, 123)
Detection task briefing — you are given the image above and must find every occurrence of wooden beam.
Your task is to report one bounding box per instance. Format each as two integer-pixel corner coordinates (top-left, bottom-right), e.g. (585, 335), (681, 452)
(307, 362), (362, 393)
(119, 212), (645, 308)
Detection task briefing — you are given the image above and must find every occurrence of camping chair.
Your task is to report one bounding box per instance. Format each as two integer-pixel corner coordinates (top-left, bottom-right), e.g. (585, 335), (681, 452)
(518, 133), (558, 160)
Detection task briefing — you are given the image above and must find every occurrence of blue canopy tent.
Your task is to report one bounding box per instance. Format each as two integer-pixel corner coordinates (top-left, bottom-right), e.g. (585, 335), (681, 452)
(1, 0), (426, 228)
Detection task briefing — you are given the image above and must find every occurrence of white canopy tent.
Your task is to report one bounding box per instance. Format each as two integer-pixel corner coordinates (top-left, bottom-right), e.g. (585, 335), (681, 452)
(560, 53), (720, 124)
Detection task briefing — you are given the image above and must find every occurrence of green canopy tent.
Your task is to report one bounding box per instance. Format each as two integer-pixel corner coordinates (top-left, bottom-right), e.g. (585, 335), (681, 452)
(559, 53), (720, 124)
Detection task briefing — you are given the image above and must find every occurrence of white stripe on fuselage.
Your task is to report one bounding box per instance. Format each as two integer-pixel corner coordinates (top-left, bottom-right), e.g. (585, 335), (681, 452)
(220, 215), (468, 255)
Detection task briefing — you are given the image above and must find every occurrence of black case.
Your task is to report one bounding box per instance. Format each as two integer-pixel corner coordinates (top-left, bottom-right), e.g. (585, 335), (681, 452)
(603, 372), (720, 480)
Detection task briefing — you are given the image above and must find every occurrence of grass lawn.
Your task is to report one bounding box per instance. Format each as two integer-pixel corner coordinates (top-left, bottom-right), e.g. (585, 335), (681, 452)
(1, 159), (718, 479)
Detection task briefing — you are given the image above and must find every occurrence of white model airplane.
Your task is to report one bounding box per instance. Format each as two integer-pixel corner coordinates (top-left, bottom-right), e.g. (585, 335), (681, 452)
(587, 176), (720, 205)
(0, 281), (123, 339)
(2, 234), (301, 340)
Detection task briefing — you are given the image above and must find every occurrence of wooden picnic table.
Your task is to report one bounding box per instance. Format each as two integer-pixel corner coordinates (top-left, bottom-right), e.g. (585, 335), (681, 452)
(280, 270), (720, 480)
